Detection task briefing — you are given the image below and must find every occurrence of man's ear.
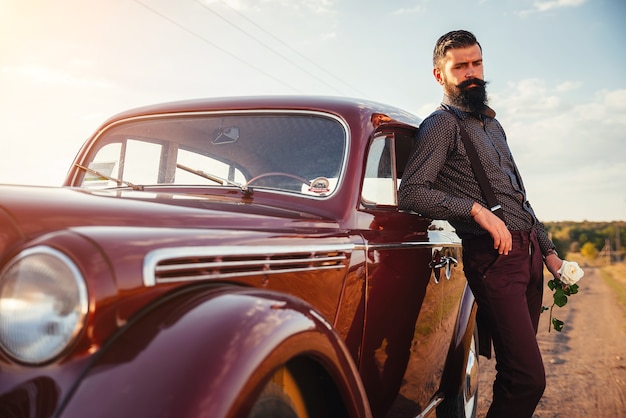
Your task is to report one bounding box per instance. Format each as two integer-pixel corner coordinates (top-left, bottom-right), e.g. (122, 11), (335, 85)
(433, 67), (444, 85)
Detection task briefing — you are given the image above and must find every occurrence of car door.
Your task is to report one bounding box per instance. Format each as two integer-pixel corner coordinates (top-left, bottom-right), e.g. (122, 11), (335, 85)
(357, 126), (463, 417)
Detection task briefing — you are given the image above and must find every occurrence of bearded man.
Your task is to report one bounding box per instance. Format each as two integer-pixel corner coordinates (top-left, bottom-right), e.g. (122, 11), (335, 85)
(398, 30), (563, 418)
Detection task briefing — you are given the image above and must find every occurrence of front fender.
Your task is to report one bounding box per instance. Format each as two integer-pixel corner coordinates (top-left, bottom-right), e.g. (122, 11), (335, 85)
(57, 285), (370, 418)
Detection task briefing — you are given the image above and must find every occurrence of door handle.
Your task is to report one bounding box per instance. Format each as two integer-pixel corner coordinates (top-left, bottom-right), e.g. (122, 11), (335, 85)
(429, 250), (458, 283)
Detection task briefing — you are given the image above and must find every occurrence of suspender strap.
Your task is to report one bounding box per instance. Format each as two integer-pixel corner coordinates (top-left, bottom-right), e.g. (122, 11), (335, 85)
(444, 109), (505, 221)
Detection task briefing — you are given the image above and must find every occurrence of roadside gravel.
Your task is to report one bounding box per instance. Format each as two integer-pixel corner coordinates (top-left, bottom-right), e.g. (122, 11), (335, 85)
(476, 266), (626, 418)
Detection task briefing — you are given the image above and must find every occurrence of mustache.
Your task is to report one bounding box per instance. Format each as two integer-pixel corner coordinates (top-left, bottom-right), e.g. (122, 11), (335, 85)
(458, 78), (487, 89)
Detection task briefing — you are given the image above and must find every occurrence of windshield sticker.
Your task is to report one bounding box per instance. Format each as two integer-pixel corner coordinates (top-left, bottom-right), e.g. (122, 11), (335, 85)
(309, 177), (330, 194)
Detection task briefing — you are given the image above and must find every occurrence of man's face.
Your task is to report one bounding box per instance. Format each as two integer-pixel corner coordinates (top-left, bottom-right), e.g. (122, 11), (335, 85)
(434, 44), (484, 93)
(434, 44), (489, 112)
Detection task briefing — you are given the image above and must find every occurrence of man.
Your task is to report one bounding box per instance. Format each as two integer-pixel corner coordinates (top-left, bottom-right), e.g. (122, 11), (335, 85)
(398, 30), (563, 417)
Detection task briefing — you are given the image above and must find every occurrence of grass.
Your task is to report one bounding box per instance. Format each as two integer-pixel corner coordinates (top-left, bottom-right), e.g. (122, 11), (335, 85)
(599, 262), (626, 320)
(549, 253), (626, 326)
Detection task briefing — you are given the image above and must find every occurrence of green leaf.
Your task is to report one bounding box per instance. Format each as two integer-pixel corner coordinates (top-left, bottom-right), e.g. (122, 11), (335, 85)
(546, 271), (582, 332)
(554, 289), (568, 307)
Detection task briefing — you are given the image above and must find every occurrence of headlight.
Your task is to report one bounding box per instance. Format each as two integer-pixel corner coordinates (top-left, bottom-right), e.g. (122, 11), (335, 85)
(0, 246), (88, 364)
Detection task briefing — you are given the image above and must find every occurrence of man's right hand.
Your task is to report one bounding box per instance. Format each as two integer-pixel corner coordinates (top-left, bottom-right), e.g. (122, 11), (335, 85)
(471, 203), (512, 255)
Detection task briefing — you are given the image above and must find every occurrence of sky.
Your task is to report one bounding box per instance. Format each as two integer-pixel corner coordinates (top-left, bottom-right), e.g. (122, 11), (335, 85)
(0, 0), (624, 222)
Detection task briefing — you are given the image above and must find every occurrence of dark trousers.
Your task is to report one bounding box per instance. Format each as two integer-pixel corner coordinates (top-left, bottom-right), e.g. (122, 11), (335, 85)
(463, 230), (546, 418)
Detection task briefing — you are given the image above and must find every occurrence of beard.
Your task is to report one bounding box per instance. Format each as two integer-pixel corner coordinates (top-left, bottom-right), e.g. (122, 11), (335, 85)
(446, 77), (489, 114)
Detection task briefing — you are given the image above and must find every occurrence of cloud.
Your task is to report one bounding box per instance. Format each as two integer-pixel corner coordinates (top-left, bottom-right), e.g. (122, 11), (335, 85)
(390, 4), (425, 16)
(533, 0), (586, 12)
(490, 78), (566, 118)
(491, 82), (625, 221)
(554, 81), (583, 93)
(494, 81), (625, 162)
(297, 0), (335, 14)
(518, 0), (586, 16)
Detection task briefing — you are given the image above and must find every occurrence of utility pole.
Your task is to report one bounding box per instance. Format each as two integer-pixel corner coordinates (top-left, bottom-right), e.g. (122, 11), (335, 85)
(597, 238), (611, 265)
(616, 225), (622, 262)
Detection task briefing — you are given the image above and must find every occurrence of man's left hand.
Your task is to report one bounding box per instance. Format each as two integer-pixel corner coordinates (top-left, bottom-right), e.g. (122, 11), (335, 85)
(545, 253), (563, 279)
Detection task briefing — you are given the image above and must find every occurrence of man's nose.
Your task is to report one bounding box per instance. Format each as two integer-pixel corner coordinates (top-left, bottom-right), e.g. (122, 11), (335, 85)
(466, 64), (476, 78)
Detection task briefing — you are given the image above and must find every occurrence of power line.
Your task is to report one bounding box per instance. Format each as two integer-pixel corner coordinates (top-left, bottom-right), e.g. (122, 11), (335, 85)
(133, 0), (304, 93)
(215, 0), (370, 98)
(193, 0), (352, 95)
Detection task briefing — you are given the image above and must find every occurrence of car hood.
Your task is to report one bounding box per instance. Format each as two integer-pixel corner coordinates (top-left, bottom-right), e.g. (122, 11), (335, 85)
(0, 184), (338, 242)
(0, 184), (353, 349)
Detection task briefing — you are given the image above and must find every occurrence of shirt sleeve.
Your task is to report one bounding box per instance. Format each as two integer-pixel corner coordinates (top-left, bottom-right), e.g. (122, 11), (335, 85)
(398, 112), (475, 220)
(528, 208), (557, 255)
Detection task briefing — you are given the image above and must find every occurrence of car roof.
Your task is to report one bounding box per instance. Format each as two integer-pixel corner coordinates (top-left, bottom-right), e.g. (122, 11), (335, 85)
(101, 95), (421, 129)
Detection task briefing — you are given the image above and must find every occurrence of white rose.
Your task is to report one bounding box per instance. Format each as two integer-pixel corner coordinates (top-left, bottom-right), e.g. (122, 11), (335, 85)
(558, 260), (584, 286)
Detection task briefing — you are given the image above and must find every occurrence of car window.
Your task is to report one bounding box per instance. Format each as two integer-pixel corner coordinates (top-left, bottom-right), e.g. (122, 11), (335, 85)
(80, 113), (347, 197)
(361, 129), (415, 207)
(362, 134), (395, 205)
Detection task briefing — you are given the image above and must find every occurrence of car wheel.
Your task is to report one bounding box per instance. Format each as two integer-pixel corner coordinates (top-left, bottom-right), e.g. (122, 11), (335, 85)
(248, 366), (309, 418)
(437, 326), (479, 418)
(248, 381), (300, 418)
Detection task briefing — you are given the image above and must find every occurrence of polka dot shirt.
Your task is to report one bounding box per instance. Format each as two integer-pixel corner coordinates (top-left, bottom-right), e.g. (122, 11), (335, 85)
(398, 97), (555, 254)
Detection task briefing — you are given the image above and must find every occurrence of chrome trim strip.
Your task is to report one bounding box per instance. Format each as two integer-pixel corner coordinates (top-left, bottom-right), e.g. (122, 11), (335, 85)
(153, 264), (345, 285)
(354, 240), (461, 252)
(143, 243), (354, 287)
(416, 394), (444, 418)
(154, 255), (348, 273)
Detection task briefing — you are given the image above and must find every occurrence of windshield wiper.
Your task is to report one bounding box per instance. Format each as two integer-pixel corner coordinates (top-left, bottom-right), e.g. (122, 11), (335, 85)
(75, 163), (143, 191)
(176, 163), (252, 194)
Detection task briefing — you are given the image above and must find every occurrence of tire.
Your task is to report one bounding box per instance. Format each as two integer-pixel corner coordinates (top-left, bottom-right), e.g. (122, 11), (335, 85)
(247, 359), (348, 418)
(437, 326), (479, 418)
(248, 381), (299, 418)
(248, 363), (312, 418)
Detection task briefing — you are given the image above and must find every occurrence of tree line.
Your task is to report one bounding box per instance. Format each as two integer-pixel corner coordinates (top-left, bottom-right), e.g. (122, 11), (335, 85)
(545, 221), (625, 262)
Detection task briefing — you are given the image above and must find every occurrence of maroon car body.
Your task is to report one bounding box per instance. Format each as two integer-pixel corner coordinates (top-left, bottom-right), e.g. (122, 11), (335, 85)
(0, 96), (478, 417)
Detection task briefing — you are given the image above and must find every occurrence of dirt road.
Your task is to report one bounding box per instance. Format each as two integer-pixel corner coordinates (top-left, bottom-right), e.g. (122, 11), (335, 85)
(476, 266), (626, 418)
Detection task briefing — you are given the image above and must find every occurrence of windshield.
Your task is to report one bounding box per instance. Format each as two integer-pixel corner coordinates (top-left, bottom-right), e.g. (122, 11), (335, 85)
(78, 112), (347, 197)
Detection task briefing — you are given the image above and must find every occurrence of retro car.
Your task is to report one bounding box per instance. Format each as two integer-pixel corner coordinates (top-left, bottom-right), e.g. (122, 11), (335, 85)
(0, 96), (478, 418)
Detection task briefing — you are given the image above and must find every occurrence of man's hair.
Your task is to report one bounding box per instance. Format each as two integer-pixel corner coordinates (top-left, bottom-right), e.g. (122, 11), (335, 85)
(433, 30), (481, 68)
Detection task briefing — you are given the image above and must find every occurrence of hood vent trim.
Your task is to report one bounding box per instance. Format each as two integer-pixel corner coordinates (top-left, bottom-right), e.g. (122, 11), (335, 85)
(143, 244), (353, 286)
